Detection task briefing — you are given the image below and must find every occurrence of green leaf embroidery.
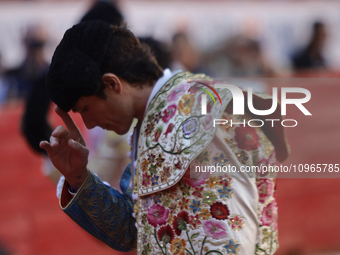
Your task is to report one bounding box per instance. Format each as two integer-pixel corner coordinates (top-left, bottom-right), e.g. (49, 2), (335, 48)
(191, 233), (199, 239)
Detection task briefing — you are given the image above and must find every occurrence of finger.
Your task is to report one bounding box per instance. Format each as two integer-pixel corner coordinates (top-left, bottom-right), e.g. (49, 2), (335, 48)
(40, 141), (53, 154)
(68, 139), (89, 158)
(50, 136), (60, 148)
(52, 126), (69, 139)
(55, 106), (79, 133)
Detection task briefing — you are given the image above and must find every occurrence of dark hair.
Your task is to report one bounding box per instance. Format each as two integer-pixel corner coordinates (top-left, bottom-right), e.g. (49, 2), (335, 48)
(101, 24), (163, 86)
(80, 1), (123, 26)
(46, 21), (163, 112)
(138, 37), (172, 69)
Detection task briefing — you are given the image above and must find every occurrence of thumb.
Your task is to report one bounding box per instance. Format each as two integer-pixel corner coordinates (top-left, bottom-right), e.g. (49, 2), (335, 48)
(68, 139), (89, 158)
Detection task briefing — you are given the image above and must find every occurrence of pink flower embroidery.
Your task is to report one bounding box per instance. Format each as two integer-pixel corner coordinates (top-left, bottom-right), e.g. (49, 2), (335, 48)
(234, 126), (260, 151)
(228, 214), (245, 231)
(261, 201), (278, 230)
(167, 84), (189, 103)
(162, 104), (177, 123)
(142, 173), (151, 186)
(257, 179), (274, 203)
(203, 219), (228, 239)
(182, 167), (209, 187)
(147, 204), (170, 228)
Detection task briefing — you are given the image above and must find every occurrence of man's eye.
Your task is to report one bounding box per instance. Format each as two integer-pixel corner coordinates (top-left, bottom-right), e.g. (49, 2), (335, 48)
(82, 106), (88, 113)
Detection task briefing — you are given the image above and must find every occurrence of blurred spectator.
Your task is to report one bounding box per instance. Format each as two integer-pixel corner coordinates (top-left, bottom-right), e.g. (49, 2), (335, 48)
(206, 34), (277, 78)
(3, 25), (49, 101)
(139, 37), (172, 70)
(171, 32), (205, 73)
(0, 53), (7, 104)
(80, 0), (123, 25)
(292, 21), (328, 70)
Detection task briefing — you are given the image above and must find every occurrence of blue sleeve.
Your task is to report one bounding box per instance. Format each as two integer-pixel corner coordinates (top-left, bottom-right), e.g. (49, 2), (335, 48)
(60, 164), (137, 251)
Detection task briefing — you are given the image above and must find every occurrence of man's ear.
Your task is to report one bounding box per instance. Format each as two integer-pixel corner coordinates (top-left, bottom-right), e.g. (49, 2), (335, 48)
(102, 73), (122, 94)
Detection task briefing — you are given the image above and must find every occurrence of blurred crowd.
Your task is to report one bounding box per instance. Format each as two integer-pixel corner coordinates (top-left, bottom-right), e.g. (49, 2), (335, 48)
(0, 5), (333, 106)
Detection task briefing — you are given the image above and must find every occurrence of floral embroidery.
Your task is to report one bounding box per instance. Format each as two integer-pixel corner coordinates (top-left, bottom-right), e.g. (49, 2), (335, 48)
(203, 219), (229, 239)
(141, 213), (148, 225)
(147, 113), (155, 123)
(228, 215), (245, 231)
(178, 94), (195, 116)
(152, 193), (162, 204)
(236, 151), (249, 165)
(144, 223), (152, 234)
(218, 186), (233, 199)
(179, 197), (190, 210)
(192, 186), (204, 198)
(142, 233), (148, 244)
(157, 224), (175, 244)
(169, 202), (177, 214)
(174, 160), (182, 169)
(148, 164), (157, 175)
(142, 243), (152, 255)
(182, 118), (198, 136)
(147, 154), (156, 163)
(189, 214), (202, 229)
(162, 104), (177, 123)
(164, 123), (175, 138)
(173, 211), (189, 235)
(206, 177), (219, 189)
(141, 159), (149, 172)
(190, 200), (202, 214)
(170, 238), (186, 255)
(199, 208), (211, 220)
(261, 201), (278, 230)
(235, 126), (260, 151)
(156, 100), (166, 111)
(147, 204), (169, 228)
(155, 154), (165, 167)
(257, 179), (274, 203)
(145, 122), (155, 136)
(160, 166), (171, 182)
(167, 83), (189, 103)
(160, 195), (171, 207)
(179, 183), (191, 196)
(202, 191), (218, 205)
(224, 239), (241, 254)
(135, 73), (280, 254)
(142, 173), (151, 186)
(182, 168), (209, 188)
(219, 177), (232, 188)
(154, 112), (163, 123)
(210, 202), (229, 220)
(151, 175), (159, 186)
(213, 153), (229, 167)
(154, 126), (163, 142)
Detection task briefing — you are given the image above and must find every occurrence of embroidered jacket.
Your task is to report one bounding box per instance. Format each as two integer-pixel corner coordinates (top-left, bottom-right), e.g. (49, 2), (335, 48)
(59, 71), (289, 255)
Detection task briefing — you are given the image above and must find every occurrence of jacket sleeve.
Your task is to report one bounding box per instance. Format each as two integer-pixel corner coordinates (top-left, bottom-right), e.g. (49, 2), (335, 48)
(59, 164), (137, 251)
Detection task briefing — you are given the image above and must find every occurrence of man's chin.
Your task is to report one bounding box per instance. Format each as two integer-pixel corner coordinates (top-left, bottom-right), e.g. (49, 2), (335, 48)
(107, 125), (131, 135)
